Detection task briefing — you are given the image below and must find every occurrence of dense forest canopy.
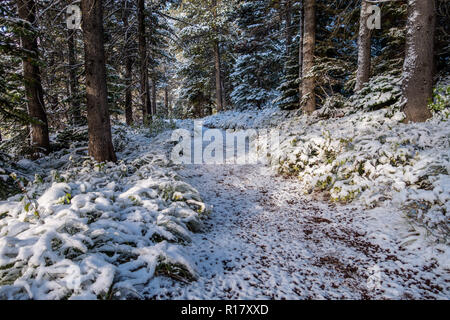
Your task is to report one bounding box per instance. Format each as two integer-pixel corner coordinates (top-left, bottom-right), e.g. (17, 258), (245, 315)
(1, 0), (448, 159)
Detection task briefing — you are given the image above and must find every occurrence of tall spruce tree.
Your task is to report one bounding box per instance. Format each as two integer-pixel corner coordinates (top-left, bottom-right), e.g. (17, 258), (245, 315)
(402, 0), (435, 122)
(17, 0), (50, 155)
(230, 0), (283, 109)
(81, 0), (116, 162)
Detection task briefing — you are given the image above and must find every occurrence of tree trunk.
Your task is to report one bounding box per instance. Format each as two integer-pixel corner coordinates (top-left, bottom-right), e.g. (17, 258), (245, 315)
(212, 0), (223, 112)
(402, 0), (434, 123)
(301, 0), (316, 114)
(298, 0), (304, 104)
(67, 29), (82, 125)
(285, 0), (292, 56)
(138, 0), (151, 123)
(17, 0), (50, 155)
(124, 53), (133, 125)
(81, 0), (116, 162)
(164, 86), (169, 117)
(122, 2), (133, 125)
(151, 77), (157, 115)
(214, 42), (223, 112)
(355, 0), (372, 92)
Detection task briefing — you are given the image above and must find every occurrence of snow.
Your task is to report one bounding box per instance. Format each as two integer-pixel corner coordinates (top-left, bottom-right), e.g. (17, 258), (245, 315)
(0, 125), (208, 299)
(0, 98), (449, 299)
(145, 162), (449, 299)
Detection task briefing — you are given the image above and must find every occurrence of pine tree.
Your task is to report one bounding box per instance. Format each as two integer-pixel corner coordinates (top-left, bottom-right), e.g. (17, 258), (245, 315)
(301, 0), (316, 114)
(81, 0), (116, 162)
(212, 0), (224, 112)
(355, 0), (372, 91)
(16, 0), (50, 156)
(122, 0), (134, 125)
(402, 0), (435, 123)
(138, 0), (152, 123)
(67, 28), (82, 125)
(230, 0), (283, 109)
(173, 0), (230, 116)
(275, 0), (302, 110)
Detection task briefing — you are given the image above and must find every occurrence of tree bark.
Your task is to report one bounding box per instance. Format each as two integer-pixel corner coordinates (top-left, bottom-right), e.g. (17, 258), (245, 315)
(67, 29), (82, 125)
(212, 0), (223, 112)
(81, 0), (116, 162)
(138, 0), (151, 123)
(122, 1), (133, 125)
(298, 0), (303, 104)
(402, 0), (435, 123)
(214, 42), (223, 112)
(355, 0), (372, 92)
(151, 77), (157, 115)
(164, 86), (169, 117)
(17, 0), (50, 155)
(285, 0), (292, 56)
(124, 52), (133, 125)
(301, 0), (316, 114)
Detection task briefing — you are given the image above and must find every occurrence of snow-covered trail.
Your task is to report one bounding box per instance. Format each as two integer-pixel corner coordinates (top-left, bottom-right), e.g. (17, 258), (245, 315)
(145, 132), (448, 299)
(146, 164), (375, 299)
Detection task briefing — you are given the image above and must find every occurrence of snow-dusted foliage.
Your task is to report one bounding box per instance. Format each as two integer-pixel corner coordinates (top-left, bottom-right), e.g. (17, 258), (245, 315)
(230, 0), (283, 110)
(203, 82), (450, 238)
(203, 106), (293, 130)
(274, 108), (449, 236)
(0, 125), (208, 299)
(348, 73), (403, 111)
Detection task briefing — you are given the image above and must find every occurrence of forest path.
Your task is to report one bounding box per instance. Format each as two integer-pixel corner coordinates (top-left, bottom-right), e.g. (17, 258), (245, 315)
(143, 128), (447, 299)
(146, 161), (390, 299)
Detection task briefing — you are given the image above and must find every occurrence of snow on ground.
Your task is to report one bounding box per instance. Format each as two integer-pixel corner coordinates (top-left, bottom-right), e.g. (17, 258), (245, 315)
(143, 119), (449, 299)
(204, 105), (450, 237)
(0, 105), (449, 299)
(0, 125), (208, 299)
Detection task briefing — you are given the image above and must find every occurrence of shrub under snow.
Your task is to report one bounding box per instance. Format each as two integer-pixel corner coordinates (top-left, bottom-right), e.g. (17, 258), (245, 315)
(0, 125), (208, 299)
(273, 108), (449, 236)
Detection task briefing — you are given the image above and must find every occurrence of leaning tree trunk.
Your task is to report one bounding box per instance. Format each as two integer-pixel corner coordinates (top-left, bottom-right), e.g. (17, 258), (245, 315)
(301, 0), (316, 114)
(17, 0), (50, 155)
(81, 0), (116, 162)
(123, 1), (133, 125)
(355, 0), (372, 92)
(402, 0), (435, 123)
(138, 0), (151, 123)
(67, 29), (82, 125)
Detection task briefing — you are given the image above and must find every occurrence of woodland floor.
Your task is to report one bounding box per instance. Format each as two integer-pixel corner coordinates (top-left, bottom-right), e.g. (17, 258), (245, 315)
(143, 130), (448, 300)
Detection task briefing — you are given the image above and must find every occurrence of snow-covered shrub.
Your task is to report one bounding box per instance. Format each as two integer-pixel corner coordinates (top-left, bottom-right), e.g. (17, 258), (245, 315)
(316, 94), (347, 119)
(272, 107), (449, 237)
(0, 125), (208, 299)
(428, 78), (450, 118)
(348, 73), (402, 112)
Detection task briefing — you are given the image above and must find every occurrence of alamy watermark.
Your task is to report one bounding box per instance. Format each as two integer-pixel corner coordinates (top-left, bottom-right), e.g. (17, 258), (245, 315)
(66, 5), (81, 30)
(367, 5), (381, 30)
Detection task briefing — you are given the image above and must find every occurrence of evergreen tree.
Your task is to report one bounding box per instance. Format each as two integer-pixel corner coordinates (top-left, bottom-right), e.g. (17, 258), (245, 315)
(275, 0), (302, 110)
(81, 0), (116, 162)
(17, 0), (50, 155)
(402, 0), (434, 122)
(230, 0), (283, 109)
(301, 0), (315, 114)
